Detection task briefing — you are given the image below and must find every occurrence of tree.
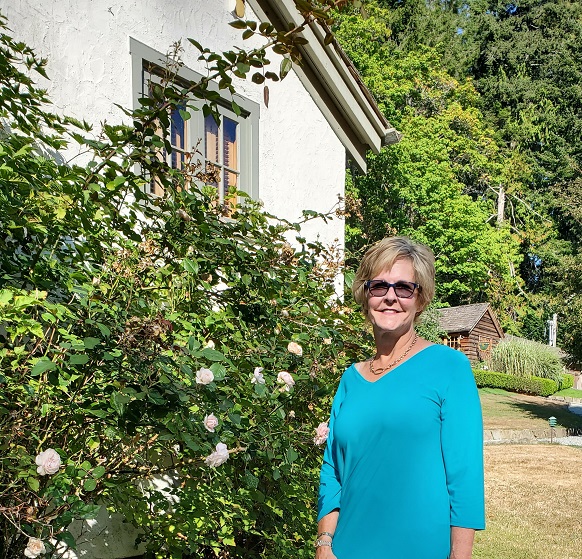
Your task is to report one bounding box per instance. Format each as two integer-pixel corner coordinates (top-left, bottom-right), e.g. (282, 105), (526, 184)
(333, 3), (527, 329)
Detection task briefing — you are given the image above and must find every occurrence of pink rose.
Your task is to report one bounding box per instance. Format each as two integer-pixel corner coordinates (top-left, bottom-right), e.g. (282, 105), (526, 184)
(287, 341), (303, 356)
(251, 367), (265, 384)
(203, 413), (219, 433)
(204, 442), (229, 467)
(35, 449), (61, 476)
(24, 538), (46, 558)
(313, 422), (330, 445)
(277, 371), (295, 392)
(196, 367), (214, 385)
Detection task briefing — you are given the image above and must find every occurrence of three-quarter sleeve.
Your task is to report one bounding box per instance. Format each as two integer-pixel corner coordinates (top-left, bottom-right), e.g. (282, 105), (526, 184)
(317, 376), (347, 521)
(440, 354), (486, 530)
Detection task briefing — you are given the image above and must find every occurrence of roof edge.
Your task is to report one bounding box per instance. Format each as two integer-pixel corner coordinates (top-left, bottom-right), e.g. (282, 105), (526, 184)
(247, 0), (401, 169)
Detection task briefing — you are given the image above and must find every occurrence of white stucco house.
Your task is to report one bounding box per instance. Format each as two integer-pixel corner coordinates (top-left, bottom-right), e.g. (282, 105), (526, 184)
(3, 0), (398, 252)
(3, 1), (398, 557)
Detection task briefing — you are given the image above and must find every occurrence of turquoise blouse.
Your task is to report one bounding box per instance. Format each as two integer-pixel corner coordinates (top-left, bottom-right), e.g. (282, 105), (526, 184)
(317, 344), (485, 559)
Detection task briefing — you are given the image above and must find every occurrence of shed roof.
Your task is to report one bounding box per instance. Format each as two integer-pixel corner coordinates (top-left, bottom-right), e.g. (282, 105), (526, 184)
(438, 303), (499, 335)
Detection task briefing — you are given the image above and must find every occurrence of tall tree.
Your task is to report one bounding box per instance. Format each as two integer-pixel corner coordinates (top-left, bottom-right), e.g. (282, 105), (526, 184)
(333, 3), (528, 329)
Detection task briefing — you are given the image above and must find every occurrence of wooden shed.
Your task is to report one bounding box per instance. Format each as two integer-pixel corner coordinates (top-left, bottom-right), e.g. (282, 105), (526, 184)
(437, 303), (505, 364)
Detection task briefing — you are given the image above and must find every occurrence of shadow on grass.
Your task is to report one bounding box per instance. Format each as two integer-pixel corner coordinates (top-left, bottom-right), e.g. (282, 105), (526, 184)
(507, 399), (582, 434)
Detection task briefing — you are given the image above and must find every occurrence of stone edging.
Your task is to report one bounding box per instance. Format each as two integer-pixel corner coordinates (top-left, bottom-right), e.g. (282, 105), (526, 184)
(483, 427), (581, 443)
(547, 395), (582, 404)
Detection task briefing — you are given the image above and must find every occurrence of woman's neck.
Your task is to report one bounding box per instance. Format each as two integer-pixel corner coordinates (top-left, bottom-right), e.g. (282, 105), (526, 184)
(373, 328), (417, 361)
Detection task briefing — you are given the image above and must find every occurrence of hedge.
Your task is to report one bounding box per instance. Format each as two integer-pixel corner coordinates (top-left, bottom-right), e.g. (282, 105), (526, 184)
(473, 369), (559, 397)
(559, 372), (574, 390)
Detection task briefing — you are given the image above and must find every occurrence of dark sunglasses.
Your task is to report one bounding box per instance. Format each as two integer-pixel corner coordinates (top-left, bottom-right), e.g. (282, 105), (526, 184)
(364, 280), (421, 299)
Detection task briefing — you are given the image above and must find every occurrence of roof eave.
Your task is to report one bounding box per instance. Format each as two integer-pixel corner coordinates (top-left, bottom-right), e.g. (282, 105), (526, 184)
(247, 0), (401, 172)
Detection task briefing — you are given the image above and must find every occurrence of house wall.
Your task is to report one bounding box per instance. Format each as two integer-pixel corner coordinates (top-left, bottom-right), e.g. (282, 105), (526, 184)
(2, 0), (346, 250)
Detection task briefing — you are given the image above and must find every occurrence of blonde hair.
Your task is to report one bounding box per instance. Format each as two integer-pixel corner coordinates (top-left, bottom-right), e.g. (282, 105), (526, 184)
(352, 236), (435, 317)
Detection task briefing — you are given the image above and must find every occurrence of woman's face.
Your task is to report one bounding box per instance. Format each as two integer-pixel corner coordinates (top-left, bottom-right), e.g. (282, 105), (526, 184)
(366, 258), (421, 337)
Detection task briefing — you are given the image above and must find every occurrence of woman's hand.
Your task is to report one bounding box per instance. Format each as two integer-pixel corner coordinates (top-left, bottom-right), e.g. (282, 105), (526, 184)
(315, 544), (337, 559)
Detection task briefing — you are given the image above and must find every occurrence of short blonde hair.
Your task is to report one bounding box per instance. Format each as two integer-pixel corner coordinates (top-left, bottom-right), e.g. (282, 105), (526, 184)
(352, 236), (435, 317)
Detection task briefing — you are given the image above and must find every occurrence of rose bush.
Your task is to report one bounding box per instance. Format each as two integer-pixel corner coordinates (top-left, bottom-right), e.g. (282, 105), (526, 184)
(0, 6), (373, 558)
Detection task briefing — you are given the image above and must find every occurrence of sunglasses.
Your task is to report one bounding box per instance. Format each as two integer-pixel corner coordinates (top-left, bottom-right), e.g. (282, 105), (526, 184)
(364, 280), (421, 299)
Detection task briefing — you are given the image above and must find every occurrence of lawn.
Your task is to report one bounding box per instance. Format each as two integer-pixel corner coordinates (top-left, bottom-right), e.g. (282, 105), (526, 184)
(474, 444), (582, 559)
(479, 388), (582, 431)
(553, 387), (582, 398)
(474, 389), (582, 558)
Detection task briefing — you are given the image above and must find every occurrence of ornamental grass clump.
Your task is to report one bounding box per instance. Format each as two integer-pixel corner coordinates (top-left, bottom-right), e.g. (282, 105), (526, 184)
(490, 338), (564, 383)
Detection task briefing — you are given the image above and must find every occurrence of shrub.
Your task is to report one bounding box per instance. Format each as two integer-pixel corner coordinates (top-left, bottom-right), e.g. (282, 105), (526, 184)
(490, 338), (564, 382)
(0, 12), (369, 559)
(473, 369), (558, 397)
(559, 373), (574, 390)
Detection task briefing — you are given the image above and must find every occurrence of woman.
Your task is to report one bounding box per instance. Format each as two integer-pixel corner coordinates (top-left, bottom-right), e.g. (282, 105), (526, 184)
(316, 237), (485, 559)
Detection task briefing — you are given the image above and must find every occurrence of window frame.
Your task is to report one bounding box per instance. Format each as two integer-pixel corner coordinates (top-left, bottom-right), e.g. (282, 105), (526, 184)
(130, 37), (259, 200)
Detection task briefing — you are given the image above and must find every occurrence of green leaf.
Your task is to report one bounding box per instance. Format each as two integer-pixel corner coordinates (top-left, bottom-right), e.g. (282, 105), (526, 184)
(280, 57), (293, 79)
(0, 289), (12, 305)
(83, 337), (101, 349)
(76, 504), (101, 519)
(231, 100), (242, 116)
(56, 530), (77, 549)
(210, 363), (227, 381)
(286, 447), (299, 463)
(27, 476), (40, 491)
(182, 258), (199, 274)
(31, 359), (57, 376)
(229, 19), (248, 30)
(92, 466), (106, 479)
(201, 348), (225, 362)
(179, 109), (191, 121)
(69, 354), (89, 365)
(111, 392), (130, 415)
(83, 478), (97, 492)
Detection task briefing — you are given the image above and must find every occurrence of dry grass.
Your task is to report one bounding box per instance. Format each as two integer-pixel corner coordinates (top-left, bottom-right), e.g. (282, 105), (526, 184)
(479, 389), (582, 431)
(474, 445), (582, 559)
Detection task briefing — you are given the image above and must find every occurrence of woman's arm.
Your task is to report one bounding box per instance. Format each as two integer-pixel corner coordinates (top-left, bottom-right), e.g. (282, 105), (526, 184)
(450, 526), (475, 559)
(315, 509), (339, 559)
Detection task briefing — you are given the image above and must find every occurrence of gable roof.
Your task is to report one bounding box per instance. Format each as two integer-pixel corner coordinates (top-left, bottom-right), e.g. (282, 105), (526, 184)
(248, 0), (401, 172)
(438, 303), (504, 338)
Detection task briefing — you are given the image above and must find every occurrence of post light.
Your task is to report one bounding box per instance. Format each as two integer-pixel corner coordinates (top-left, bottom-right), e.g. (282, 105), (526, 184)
(548, 416), (557, 443)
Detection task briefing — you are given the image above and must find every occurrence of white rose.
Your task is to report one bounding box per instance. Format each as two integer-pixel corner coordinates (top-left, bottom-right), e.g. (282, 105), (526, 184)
(277, 371), (295, 392)
(35, 449), (61, 476)
(204, 442), (229, 467)
(251, 367), (265, 384)
(313, 422), (330, 446)
(196, 367), (214, 385)
(24, 538), (46, 558)
(204, 340), (215, 349)
(287, 342), (303, 356)
(203, 413), (219, 433)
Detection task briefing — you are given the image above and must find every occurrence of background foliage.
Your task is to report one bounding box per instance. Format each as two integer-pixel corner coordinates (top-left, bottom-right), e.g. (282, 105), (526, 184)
(333, 0), (582, 362)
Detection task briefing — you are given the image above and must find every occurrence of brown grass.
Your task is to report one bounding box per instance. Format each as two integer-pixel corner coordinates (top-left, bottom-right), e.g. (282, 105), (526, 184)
(479, 389), (582, 431)
(474, 445), (582, 559)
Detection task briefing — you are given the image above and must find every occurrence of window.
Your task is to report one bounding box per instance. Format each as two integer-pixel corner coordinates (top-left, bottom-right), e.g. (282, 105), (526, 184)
(130, 38), (259, 201)
(443, 335), (462, 351)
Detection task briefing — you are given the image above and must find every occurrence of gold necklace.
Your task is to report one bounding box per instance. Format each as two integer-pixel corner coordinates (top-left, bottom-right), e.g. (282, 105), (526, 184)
(369, 334), (418, 376)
